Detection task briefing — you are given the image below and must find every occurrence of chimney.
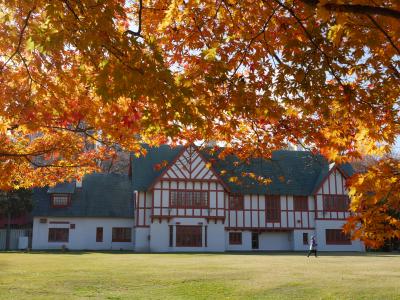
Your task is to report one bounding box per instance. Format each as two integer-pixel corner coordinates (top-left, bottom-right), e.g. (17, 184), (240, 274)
(76, 178), (82, 189)
(128, 153), (133, 179)
(205, 140), (217, 147)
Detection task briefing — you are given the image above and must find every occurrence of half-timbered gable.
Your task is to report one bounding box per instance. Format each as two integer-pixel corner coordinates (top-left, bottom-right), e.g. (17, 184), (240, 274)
(161, 146), (218, 181)
(131, 145), (229, 251)
(132, 145), (182, 250)
(151, 146), (226, 221)
(313, 164), (351, 220)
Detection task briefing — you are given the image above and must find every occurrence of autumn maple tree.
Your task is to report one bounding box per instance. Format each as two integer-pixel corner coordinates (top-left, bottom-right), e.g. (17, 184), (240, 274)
(0, 0), (399, 246)
(344, 157), (400, 248)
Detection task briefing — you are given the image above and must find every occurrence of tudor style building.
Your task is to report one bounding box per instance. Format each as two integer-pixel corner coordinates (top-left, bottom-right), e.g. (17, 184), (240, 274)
(132, 145), (364, 252)
(31, 145), (364, 252)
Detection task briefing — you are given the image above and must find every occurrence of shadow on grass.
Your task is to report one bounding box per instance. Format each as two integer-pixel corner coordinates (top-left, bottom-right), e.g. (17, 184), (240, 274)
(225, 251), (400, 257)
(1, 250), (399, 257)
(0, 250), (87, 255)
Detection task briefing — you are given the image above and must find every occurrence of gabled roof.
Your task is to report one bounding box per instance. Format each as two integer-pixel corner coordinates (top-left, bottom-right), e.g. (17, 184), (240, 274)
(132, 144), (184, 191)
(131, 145), (355, 196)
(32, 173), (134, 218)
(47, 182), (75, 194)
(338, 163), (355, 177)
(204, 150), (327, 195)
(311, 162), (354, 194)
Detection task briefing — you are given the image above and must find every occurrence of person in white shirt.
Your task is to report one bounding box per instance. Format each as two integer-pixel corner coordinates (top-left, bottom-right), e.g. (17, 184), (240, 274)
(307, 235), (318, 257)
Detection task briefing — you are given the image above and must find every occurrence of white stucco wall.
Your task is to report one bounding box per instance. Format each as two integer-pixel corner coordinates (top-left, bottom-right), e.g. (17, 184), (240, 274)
(225, 231), (252, 251)
(149, 221), (170, 252)
(148, 218), (225, 252)
(315, 220), (365, 252)
(135, 227), (150, 252)
(292, 230), (316, 251)
(259, 232), (292, 250)
(205, 222), (225, 251)
(32, 217), (135, 250)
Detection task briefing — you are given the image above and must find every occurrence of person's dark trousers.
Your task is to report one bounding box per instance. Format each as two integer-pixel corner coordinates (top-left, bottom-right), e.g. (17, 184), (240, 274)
(307, 249), (317, 257)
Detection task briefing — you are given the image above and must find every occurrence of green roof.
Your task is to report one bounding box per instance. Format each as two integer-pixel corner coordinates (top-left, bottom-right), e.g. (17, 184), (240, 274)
(132, 144), (183, 191)
(132, 146), (354, 196)
(32, 173), (134, 218)
(310, 162), (354, 194)
(47, 182), (76, 194)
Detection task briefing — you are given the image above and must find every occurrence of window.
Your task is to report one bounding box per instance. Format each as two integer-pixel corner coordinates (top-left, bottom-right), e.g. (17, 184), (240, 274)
(48, 228), (69, 242)
(205, 226), (208, 247)
(266, 195), (281, 222)
(303, 233), (308, 245)
(323, 195), (350, 211)
(170, 191), (208, 208)
(112, 227), (131, 242)
(51, 194), (71, 208)
(176, 225), (202, 247)
(229, 232), (242, 245)
(252, 232), (259, 249)
(169, 225), (173, 247)
(96, 227), (103, 242)
(294, 196), (308, 211)
(229, 195), (244, 210)
(326, 229), (351, 245)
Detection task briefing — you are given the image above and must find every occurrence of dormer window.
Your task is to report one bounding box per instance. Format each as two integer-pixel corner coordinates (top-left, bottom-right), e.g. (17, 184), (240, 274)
(51, 194), (71, 208)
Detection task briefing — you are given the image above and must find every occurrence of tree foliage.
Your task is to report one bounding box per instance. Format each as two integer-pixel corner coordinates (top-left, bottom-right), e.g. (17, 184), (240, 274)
(0, 0), (399, 246)
(0, 188), (32, 250)
(344, 157), (400, 248)
(0, 188), (32, 218)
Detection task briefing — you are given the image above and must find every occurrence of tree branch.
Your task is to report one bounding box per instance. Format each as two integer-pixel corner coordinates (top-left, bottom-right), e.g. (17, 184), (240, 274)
(62, 0), (81, 21)
(272, 0), (345, 87)
(125, 0), (143, 37)
(24, 156), (94, 169)
(366, 15), (400, 56)
(0, 148), (58, 158)
(0, 7), (35, 72)
(299, 0), (400, 20)
(230, 5), (279, 79)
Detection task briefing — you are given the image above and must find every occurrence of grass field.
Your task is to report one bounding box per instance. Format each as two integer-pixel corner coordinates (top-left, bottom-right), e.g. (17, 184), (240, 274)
(0, 252), (399, 299)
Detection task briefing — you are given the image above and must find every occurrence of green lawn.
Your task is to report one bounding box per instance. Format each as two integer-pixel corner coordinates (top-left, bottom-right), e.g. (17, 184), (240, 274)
(0, 252), (399, 299)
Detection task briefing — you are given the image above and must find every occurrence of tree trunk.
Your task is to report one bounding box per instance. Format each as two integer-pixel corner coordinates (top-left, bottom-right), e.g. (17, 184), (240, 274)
(5, 211), (11, 251)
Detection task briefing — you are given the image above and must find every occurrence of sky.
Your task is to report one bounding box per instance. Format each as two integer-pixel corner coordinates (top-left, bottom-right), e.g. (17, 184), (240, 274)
(394, 137), (400, 154)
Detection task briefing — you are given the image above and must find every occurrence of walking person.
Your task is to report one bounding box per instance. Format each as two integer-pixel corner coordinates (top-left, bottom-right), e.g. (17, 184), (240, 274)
(307, 235), (318, 257)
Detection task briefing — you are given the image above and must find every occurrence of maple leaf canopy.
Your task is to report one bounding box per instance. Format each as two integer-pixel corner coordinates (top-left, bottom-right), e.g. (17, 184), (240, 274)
(0, 0), (399, 247)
